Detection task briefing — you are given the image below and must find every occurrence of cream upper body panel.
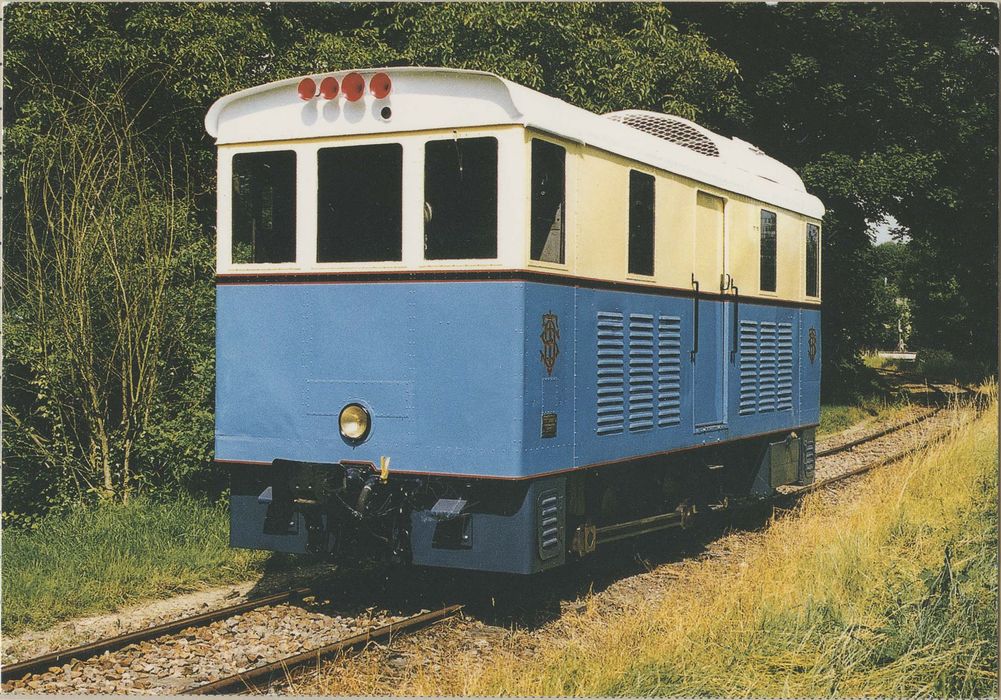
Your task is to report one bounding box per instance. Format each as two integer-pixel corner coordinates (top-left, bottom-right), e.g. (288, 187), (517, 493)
(209, 68), (823, 303)
(206, 68), (824, 220)
(523, 131), (822, 304)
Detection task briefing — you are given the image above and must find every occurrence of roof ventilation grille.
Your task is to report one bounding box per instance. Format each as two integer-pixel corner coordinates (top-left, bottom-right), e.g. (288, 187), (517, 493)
(606, 112), (720, 158)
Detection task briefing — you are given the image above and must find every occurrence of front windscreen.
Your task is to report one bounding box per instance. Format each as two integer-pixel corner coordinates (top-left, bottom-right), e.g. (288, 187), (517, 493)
(423, 137), (498, 260)
(317, 143), (403, 262)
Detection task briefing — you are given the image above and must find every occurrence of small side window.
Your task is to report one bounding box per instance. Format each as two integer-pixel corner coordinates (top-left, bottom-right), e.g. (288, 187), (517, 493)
(424, 137), (498, 260)
(760, 209), (777, 292)
(531, 140), (566, 263)
(232, 151), (296, 264)
(628, 170), (655, 276)
(317, 143), (402, 262)
(806, 223), (820, 297)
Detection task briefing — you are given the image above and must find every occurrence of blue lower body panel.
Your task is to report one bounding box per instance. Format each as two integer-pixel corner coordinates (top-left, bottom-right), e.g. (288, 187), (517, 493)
(217, 280), (820, 478)
(219, 278), (819, 572)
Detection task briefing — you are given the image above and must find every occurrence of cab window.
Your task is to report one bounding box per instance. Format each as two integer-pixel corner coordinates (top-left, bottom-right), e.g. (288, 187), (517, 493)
(806, 223), (820, 297)
(628, 170), (655, 276)
(760, 209), (777, 292)
(530, 140), (566, 263)
(231, 151), (296, 264)
(317, 143), (402, 262)
(424, 137), (498, 260)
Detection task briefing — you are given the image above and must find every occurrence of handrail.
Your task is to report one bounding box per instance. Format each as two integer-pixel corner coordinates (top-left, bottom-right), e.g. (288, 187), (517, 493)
(690, 273), (700, 361)
(730, 283), (740, 361)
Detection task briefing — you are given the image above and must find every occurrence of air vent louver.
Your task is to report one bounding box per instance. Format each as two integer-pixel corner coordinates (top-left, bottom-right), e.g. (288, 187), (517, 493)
(596, 312), (625, 435)
(606, 112), (721, 158)
(657, 316), (682, 427)
(628, 314), (655, 432)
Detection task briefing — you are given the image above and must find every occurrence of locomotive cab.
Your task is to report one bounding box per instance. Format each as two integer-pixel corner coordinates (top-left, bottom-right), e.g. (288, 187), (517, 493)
(207, 68), (824, 574)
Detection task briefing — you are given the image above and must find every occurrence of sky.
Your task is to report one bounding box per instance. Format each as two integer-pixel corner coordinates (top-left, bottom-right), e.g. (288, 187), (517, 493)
(869, 215), (906, 245)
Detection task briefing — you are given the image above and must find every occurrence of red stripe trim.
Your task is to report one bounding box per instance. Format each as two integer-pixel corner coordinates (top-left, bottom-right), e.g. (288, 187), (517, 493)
(215, 269), (821, 309)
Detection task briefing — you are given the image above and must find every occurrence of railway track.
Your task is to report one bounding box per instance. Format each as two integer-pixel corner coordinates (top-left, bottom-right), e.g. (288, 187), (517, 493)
(0, 586), (317, 683)
(580, 402), (969, 552)
(1, 396), (980, 696)
(186, 605), (462, 695)
(1, 586), (459, 695)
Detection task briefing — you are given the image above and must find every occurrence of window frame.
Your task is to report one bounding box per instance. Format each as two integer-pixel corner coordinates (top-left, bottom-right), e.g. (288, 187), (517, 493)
(626, 169), (656, 279)
(528, 137), (568, 268)
(422, 134), (500, 262)
(229, 148), (299, 267)
(806, 221), (821, 299)
(759, 208), (778, 294)
(316, 141), (404, 264)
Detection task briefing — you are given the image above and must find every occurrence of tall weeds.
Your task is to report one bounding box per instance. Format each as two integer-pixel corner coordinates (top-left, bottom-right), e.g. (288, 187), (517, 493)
(4, 81), (212, 517)
(465, 400), (997, 697)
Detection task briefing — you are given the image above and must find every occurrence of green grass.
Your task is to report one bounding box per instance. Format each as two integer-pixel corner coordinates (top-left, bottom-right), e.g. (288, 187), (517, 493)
(819, 355), (933, 437)
(2, 495), (271, 635)
(457, 399), (996, 697)
(819, 397), (911, 437)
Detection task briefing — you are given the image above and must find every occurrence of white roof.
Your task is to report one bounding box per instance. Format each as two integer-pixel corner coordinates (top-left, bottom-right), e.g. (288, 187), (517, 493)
(206, 67), (824, 219)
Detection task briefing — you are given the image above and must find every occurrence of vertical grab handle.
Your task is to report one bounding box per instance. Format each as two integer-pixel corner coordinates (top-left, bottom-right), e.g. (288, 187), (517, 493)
(730, 283), (740, 361)
(690, 274), (700, 361)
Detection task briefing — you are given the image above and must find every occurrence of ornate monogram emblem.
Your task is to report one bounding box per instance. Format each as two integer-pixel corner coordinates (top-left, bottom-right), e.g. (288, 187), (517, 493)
(540, 312), (560, 375)
(808, 328), (817, 363)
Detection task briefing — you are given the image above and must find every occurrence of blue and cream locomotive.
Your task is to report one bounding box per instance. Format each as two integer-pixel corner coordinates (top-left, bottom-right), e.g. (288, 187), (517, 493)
(205, 68), (824, 574)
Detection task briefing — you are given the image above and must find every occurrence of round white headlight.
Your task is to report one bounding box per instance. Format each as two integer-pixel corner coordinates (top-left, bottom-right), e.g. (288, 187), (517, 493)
(339, 403), (370, 441)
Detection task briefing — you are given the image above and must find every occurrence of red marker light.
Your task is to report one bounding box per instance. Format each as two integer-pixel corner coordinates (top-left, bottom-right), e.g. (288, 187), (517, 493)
(319, 76), (339, 100)
(297, 77), (316, 101)
(342, 72), (365, 102)
(370, 72), (392, 99)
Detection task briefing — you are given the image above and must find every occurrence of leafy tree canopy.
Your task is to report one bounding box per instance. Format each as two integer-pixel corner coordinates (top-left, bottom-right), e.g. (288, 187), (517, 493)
(673, 3), (998, 383)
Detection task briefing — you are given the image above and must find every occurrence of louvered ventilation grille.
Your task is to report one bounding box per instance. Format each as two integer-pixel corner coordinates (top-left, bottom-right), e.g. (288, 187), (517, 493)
(596, 312), (625, 435)
(657, 316), (682, 427)
(802, 434), (816, 483)
(738, 320), (759, 416)
(537, 490), (561, 560)
(777, 323), (794, 411)
(628, 315), (655, 431)
(607, 113), (721, 158)
(758, 322), (777, 413)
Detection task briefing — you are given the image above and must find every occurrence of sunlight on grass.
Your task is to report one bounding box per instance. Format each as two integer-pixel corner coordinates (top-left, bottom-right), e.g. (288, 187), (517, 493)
(819, 398), (913, 437)
(457, 398), (997, 697)
(2, 495), (270, 635)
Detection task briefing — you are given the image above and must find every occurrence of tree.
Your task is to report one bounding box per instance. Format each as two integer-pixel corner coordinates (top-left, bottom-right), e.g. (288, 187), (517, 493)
(4, 3), (741, 518)
(870, 242), (914, 351)
(673, 3), (998, 390)
(4, 84), (210, 514)
(375, 3), (741, 119)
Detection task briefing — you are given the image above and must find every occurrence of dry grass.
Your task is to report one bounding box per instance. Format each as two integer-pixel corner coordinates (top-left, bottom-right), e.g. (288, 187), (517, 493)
(431, 398), (997, 697)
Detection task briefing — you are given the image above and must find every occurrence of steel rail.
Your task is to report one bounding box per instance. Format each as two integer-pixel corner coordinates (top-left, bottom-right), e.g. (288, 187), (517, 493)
(4, 386), (978, 691)
(185, 604), (463, 695)
(1, 586), (317, 683)
(589, 404), (969, 551)
(816, 407), (941, 458)
(792, 409), (973, 497)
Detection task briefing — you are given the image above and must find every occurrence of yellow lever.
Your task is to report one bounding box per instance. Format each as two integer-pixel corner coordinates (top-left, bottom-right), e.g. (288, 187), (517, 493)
(380, 456), (390, 483)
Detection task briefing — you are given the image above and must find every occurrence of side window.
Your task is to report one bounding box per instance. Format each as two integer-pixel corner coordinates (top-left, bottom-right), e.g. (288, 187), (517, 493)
(530, 140), (566, 263)
(232, 151), (296, 264)
(628, 170), (655, 276)
(760, 209), (777, 292)
(806, 223), (820, 297)
(317, 144), (402, 262)
(424, 137), (498, 260)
